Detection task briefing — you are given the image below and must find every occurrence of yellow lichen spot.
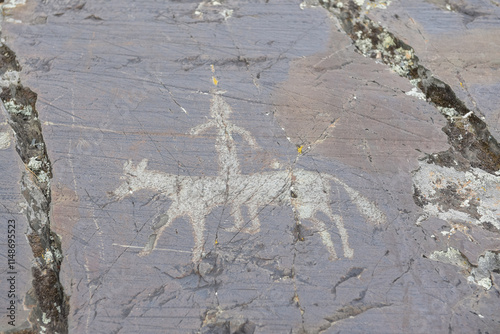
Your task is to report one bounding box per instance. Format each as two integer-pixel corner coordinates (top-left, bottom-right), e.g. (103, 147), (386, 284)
(382, 35), (395, 49)
(292, 293), (300, 304)
(215, 239), (218, 245)
(212, 76), (218, 86)
(460, 82), (463, 87)
(297, 145), (303, 154)
(211, 64), (215, 73)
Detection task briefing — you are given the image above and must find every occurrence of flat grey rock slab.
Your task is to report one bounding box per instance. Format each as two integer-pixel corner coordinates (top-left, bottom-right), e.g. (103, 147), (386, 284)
(1, 0), (499, 333)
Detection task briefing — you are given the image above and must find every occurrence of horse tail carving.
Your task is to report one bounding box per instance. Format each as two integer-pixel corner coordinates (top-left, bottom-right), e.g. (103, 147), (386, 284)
(322, 174), (386, 226)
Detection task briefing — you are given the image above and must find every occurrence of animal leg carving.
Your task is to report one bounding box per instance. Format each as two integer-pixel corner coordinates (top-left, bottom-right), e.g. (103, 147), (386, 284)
(191, 215), (206, 264)
(326, 211), (354, 259)
(226, 205), (245, 233)
(309, 217), (338, 260)
(324, 174), (386, 226)
(226, 205), (261, 234)
(242, 205), (260, 234)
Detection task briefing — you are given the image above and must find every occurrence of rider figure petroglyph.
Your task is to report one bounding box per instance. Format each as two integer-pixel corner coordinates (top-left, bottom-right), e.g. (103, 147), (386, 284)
(111, 77), (386, 264)
(190, 92), (262, 233)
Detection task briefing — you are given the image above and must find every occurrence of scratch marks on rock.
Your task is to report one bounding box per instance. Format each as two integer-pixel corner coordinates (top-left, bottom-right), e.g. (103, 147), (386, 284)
(318, 0), (500, 175)
(314, 0), (500, 297)
(111, 91), (386, 265)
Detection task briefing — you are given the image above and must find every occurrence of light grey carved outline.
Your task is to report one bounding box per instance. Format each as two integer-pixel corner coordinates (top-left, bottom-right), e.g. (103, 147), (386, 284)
(111, 92), (386, 264)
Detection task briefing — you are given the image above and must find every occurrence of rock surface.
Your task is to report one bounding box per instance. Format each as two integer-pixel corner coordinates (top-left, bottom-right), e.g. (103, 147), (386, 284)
(0, 0), (499, 333)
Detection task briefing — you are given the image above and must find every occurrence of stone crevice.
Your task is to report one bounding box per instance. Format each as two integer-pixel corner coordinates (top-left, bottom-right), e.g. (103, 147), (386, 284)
(0, 42), (69, 333)
(318, 302), (392, 333)
(318, 0), (500, 174)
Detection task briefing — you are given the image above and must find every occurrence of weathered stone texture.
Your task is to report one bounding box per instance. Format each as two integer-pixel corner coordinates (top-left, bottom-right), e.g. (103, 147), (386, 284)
(0, 111), (34, 332)
(366, 0), (500, 139)
(0, 0), (499, 333)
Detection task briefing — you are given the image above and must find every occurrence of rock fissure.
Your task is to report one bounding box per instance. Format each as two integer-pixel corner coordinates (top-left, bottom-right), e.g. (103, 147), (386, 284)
(319, 302), (392, 332)
(318, 0), (500, 174)
(0, 42), (69, 333)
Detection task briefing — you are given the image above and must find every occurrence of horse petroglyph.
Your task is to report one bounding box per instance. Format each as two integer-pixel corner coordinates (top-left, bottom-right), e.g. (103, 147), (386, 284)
(111, 91), (386, 264)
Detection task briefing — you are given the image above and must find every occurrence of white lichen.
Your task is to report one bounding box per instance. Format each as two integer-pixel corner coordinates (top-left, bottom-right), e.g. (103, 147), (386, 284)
(42, 312), (51, 324)
(220, 8), (233, 19)
(3, 99), (33, 116)
(44, 248), (54, 264)
(409, 78), (421, 86)
(473, 277), (492, 290)
(366, 0), (392, 10)
(0, 70), (20, 88)
(382, 34), (395, 49)
(28, 156), (43, 171)
(37, 170), (50, 183)
(437, 106), (458, 118)
(405, 87), (426, 100)
(300, 0), (320, 10)
(413, 162), (500, 230)
(53, 248), (63, 261)
(429, 247), (470, 270)
(429, 248), (497, 290)
(355, 38), (374, 55)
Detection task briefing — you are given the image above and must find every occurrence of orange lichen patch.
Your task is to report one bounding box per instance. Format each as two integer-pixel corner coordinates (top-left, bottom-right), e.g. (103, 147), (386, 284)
(456, 179), (472, 192)
(444, 222), (474, 242)
(434, 177), (443, 189)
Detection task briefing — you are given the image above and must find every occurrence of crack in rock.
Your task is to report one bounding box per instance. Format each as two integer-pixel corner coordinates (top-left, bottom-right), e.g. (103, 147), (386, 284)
(331, 267), (365, 297)
(200, 308), (257, 334)
(318, 0), (500, 174)
(319, 302), (391, 332)
(315, 1), (500, 295)
(0, 40), (69, 333)
(429, 247), (500, 290)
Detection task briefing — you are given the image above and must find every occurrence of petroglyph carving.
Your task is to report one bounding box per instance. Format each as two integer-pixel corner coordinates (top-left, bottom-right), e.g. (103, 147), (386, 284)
(190, 93), (260, 233)
(112, 93), (386, 264)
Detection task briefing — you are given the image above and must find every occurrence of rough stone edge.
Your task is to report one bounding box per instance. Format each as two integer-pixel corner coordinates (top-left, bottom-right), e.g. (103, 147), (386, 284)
(0, 5), (69, 334)
(314, 0), (500, 290)
(317, 0), (500, 175)
(427, 247), (500, 290)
